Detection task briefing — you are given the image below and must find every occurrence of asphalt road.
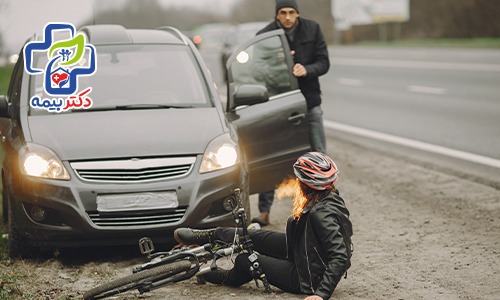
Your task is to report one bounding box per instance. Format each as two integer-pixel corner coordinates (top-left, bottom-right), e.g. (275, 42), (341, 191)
(323, 46), (500, 161)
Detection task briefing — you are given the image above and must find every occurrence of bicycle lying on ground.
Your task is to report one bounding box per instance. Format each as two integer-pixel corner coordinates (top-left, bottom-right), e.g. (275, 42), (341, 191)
(83, 188), (271, 300)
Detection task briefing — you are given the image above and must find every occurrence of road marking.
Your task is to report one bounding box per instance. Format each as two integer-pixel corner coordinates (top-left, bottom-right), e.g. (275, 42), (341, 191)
(324, 120), (500, 169)
(333, 58), (500, 72)
(408, 85), (447, 95)
(337, 78), (363, 87)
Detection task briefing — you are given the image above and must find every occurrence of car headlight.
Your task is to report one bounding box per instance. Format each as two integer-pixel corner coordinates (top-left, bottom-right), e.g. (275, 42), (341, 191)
(199, 133), (239, 173)
(19, 143), (70, 180)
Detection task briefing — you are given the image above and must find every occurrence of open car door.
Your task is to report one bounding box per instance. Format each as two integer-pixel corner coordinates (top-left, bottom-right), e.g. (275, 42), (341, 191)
(225, 29), (310, 194)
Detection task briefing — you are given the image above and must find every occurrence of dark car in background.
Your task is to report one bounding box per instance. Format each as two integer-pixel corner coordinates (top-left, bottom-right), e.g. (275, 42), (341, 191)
(221, 22), (270, 72)
(0, 25), (310, 258)
(221, 22), (270, 82)
(191, 22), (232, 52)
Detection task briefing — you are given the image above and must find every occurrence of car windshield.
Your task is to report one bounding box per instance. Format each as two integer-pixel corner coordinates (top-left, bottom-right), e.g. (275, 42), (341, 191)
(29, 44), (210, 114)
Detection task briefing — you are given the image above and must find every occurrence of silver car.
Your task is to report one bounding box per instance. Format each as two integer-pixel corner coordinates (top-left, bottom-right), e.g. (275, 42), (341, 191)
(0, 25), (309, 258)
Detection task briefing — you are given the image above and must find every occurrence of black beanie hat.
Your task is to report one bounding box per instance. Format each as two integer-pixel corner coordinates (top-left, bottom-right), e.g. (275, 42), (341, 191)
(275, 0), (299, 15)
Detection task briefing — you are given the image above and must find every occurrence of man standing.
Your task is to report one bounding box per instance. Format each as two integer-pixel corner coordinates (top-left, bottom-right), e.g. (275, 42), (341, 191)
(252, 0), (330, 226)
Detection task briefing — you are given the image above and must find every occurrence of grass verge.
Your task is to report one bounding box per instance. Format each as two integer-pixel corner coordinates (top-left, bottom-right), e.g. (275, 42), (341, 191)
(0, 65), (20, 299)
(0, 224), (6, 261)
(0, 65), (14, 95)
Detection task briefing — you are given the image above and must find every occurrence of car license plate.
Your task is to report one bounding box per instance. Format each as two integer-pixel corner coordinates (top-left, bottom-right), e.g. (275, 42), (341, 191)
(96, 191), (178, 212)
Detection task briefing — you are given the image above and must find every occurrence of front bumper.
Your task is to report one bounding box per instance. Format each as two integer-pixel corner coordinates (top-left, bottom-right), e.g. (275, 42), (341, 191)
(6, 157), (243, 248)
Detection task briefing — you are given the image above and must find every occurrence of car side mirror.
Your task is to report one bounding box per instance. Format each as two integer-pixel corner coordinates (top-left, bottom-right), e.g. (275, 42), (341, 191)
(0, 95), (10, 118)
(231, 84), (269, 110)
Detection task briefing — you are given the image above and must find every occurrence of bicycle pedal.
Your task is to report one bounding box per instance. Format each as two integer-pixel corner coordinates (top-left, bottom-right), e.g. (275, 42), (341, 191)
(138, 237), (155, 255)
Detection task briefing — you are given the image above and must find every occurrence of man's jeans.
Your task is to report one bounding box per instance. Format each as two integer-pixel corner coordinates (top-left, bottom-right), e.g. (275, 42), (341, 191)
(307, 105), (326, 153)
(258, 191), (275, 213)
(257, 105), (326, 213)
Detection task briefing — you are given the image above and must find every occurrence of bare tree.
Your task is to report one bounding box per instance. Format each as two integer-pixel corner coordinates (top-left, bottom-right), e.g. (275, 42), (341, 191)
(228, 0), (335, 43)
(297, 0), (335, 43)
(340, 0), (500, 43)
(80, 0), (500, 45)
(88, 0), (229, 31)
(227, 0), (274, 23)
(0, 0), (9, 50)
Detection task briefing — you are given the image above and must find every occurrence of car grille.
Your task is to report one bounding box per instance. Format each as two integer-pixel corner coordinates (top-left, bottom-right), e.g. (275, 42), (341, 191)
(70, 157), (196, 183)
(87, 207), (187, 227)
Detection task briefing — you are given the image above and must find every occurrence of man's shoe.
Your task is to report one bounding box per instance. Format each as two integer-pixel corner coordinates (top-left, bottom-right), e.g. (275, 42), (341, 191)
(202, 268), (230, 284)
(174, 228), (216, 245)
(251, 216), (269, 226)
(251, 212), (270, 226)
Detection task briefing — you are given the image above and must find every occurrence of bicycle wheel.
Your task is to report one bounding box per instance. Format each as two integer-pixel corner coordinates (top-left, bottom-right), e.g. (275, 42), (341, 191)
(83, 260), (192, 300)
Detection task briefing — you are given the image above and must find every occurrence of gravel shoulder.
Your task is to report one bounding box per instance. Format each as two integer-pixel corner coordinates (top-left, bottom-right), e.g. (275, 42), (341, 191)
(1, 134), (499, 300)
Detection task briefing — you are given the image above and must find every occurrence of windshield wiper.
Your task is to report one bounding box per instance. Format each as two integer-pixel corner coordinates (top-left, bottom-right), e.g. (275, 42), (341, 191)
(70, 104), (194, 112)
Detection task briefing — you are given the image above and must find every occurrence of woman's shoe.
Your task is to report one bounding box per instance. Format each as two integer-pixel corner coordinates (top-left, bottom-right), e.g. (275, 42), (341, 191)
(202, 268), (230, 284)
(174, 228), (216, 245)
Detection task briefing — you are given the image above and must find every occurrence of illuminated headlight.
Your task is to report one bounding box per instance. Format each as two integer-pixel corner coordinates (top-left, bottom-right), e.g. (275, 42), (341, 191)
(200, 134), (239, 173)
(19, 143), (70, 180)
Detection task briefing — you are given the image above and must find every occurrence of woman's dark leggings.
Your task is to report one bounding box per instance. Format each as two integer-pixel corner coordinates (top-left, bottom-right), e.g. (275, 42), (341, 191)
(214, 227), (302, 294)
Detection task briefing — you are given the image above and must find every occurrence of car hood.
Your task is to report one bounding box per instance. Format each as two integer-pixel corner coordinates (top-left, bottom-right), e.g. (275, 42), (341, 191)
(27, 108), (225, 160)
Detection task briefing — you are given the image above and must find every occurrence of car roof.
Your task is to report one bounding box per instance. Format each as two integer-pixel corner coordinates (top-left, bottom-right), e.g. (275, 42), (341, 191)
(79, 24), (189, 46)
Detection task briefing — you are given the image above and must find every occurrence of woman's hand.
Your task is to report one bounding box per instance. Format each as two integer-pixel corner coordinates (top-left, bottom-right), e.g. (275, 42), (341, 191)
(304, 295), (322, 300)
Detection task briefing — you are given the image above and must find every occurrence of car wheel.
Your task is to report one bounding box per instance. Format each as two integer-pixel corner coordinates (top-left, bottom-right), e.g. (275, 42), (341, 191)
(7, 190), (34, 259)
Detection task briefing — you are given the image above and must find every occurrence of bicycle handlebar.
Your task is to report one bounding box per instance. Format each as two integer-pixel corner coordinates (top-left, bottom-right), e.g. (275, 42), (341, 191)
(232, 189), (272, 293)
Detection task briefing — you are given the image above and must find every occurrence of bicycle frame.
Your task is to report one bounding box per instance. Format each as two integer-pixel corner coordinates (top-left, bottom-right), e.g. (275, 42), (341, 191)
(131, 188), (272, 294)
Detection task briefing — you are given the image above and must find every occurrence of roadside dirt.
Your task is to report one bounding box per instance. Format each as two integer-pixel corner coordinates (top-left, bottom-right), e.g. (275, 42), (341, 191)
(1, 135), (499, 300)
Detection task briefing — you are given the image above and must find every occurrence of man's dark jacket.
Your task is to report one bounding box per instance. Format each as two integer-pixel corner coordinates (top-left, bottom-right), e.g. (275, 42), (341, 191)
(257, 18), (330, 109)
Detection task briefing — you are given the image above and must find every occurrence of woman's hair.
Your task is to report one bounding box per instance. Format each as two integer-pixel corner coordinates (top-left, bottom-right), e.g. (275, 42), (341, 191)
(291, 179), (335, 220)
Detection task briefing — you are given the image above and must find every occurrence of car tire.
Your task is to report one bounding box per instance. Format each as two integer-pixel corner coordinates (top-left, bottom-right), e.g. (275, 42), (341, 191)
(2, 189), (7, 225)
(7, 190), (35, 259)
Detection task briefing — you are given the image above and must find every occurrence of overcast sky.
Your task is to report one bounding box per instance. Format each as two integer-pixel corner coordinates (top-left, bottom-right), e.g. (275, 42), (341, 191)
(0, 0), (235, 53)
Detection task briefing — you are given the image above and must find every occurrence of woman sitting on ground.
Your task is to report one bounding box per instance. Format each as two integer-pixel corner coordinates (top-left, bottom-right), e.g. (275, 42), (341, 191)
(175, 151), (353, 300)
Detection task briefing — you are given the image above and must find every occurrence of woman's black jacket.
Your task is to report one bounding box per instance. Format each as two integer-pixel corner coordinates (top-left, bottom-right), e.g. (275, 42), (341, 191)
(286, 191), (352, 300)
